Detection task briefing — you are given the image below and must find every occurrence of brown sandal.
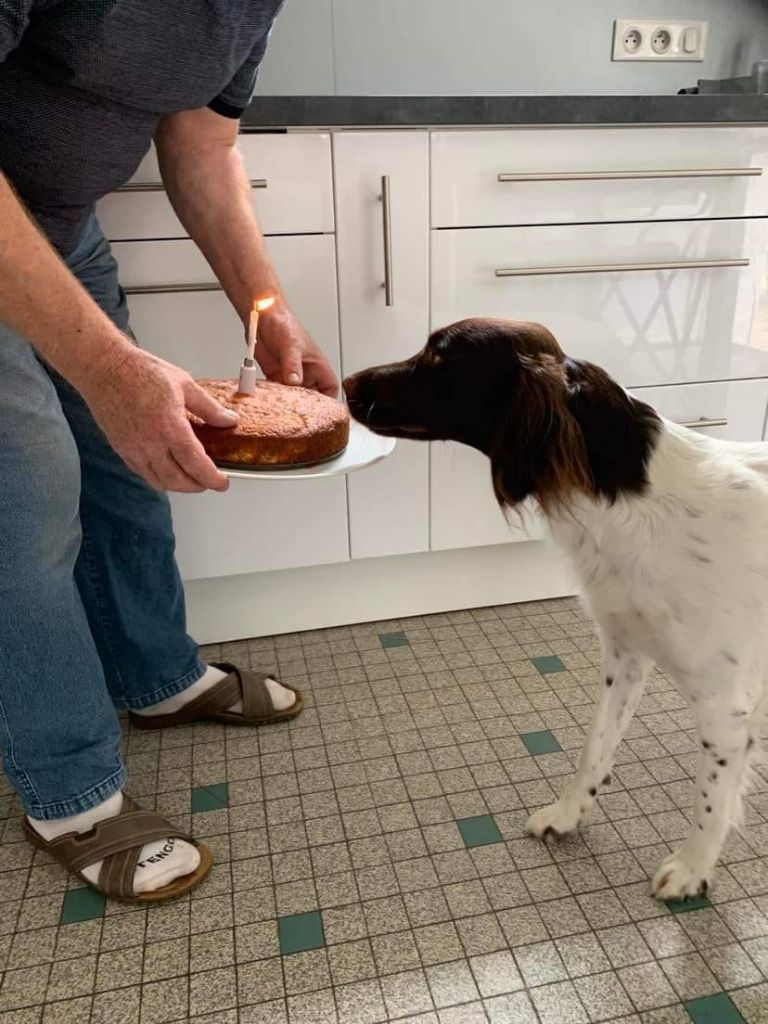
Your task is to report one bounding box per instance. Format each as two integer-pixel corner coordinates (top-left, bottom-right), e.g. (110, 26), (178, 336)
(128, 662), (303, 731)
(23, 795), (213, 903)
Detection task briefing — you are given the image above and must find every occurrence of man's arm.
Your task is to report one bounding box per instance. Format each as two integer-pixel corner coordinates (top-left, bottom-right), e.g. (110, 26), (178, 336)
(0, 172), (235, 492)
(154, 107), (338, 396)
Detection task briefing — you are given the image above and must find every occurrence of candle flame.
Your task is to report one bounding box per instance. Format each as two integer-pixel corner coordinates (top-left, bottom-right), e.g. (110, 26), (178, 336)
(253, 296), (276, 313)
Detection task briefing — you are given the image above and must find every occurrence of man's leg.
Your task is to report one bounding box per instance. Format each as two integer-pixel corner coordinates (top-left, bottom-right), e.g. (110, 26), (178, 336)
(0, 324), (125, 820)
(7, 222), (199, 896)
(57, 215), (295, 716)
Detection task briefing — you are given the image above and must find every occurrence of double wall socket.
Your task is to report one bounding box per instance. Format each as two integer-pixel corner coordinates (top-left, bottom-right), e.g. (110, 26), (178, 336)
(612, 19), (708, 61)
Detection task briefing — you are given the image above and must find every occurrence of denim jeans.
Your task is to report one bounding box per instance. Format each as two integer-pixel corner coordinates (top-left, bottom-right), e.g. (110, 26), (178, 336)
(0, 213), (205, 819)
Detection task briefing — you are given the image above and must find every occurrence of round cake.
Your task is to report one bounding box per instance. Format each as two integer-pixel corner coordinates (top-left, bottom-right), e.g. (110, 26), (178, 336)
(191, 379), (349, 468)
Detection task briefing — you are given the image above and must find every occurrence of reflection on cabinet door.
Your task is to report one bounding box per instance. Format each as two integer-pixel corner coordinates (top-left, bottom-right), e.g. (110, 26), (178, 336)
(115, 234), (342, 379)
(629, 378), (768, 442)
(430, 442), (544, 552)
(431, 217), (768, 388)
(334, 131), (431, 559)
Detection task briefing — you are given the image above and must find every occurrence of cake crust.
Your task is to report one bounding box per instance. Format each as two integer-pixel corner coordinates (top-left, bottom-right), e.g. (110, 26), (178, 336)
(191, 379), (349, 468)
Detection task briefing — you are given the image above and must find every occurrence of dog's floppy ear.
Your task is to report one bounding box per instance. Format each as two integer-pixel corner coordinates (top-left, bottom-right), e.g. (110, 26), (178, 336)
(490, 352), (593, 511)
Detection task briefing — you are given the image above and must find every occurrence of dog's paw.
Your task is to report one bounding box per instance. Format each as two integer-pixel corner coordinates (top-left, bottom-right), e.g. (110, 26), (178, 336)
(652, 850), (713, 902)
(527, 799), (584, 839)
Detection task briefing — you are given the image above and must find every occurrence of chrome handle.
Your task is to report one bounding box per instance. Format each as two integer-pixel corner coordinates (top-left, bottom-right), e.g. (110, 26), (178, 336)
(494, 258), (749, 278)
(117, 178), (267, 193)
(679, 417), (728, 429)
(497, 167), (761, 183)
(380, 174), (394, 307)
(123, 282), (222, 295)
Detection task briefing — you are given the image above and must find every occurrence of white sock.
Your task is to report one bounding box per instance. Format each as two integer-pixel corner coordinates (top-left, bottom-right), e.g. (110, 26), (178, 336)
(133, 663), (296, 717)
(28, 791), (200, 895)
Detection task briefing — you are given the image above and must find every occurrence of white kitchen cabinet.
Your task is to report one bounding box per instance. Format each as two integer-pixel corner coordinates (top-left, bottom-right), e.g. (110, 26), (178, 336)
(97, 133), (334, 240)
(430, 443), (543, 551)
(334, 131), (431, 559)
(629, 379), (768, 441)
(431, 216), (768, 389)
(114, 234), (342, 379)
(431, 127), (768, 228)
(111, 234), (348, 581)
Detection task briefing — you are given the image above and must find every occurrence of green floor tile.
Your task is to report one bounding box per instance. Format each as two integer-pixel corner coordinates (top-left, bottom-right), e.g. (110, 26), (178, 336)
(457, 814), (503, 848)
(60, 887), (106, 925)
(379, 631), (409, 649)
(685, 992), (745, 1024)
(666, 894), (713, 914)
(531, 655), (566, 674)
(191, 783), (229, 813)
(520, 730), (563, 755)
(278, 911), (325, 955)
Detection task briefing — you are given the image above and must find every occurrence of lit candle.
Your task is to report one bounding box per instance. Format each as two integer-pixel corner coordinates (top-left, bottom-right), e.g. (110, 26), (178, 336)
(239, 295), (276, 395)
(247, 295), (276, 361)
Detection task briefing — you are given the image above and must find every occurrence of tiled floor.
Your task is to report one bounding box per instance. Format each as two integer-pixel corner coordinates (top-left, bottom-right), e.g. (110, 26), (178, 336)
(1, 597), (768, 1023)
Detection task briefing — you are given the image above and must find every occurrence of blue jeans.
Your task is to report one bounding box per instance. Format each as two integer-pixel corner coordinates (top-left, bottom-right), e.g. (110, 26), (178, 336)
(0, 214), (206, 819)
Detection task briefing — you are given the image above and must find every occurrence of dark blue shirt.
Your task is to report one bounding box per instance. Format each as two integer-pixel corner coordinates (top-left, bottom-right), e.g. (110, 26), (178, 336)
(0, 0), (284, 253)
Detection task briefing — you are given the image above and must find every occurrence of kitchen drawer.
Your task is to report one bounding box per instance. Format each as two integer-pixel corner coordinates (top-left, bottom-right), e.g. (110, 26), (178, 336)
(431, 217), (768, 389)
(113, 234), (341, 379)
(431, 127), (768, 228)
(629, 379), (768, 442)
(97, 133), (334, 240)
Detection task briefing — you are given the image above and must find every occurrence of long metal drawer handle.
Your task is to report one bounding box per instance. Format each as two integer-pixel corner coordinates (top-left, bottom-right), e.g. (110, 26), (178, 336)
(117, 178), (267, 193)
(679, 417), (728, 429)
(123, 282), (222, 295)
(380, 175), (394, 307)
(497, 167), (761, 183)
(495, 258), (749, 278)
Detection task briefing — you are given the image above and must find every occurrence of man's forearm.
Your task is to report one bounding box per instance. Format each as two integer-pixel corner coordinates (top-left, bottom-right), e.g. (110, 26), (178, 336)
(0, 172), (133, 390)
(155, 110), (282, 329)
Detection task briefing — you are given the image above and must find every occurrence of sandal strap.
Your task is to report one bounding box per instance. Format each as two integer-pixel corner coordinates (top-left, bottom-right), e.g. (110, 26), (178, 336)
(40, 796), (195, 898)
(238, 668), (276, 721)
(165, 663), (276, 723)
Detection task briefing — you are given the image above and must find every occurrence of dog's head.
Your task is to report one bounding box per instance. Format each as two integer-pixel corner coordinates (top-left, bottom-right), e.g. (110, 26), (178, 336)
(343, 318), (659, 510)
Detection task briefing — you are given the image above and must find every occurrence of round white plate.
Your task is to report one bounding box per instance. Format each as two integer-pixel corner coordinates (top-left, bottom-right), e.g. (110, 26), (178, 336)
(222, 420), (396, 480)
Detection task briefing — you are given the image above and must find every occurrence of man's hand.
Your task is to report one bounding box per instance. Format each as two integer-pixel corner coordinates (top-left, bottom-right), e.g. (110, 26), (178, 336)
(81, 347), (238, 493)
(255, 302), (338, 398)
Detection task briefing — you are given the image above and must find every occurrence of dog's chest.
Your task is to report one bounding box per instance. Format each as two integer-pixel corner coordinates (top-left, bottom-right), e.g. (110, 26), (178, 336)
(556, 515), (710, 672)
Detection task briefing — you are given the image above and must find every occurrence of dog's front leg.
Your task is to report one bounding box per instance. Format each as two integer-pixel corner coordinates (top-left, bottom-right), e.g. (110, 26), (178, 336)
(652, 692), (755, 900)
(527, 643), (652, 838)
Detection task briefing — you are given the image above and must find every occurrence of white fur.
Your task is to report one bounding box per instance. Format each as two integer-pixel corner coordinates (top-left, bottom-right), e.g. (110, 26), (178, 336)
(527, 419), (768, 899)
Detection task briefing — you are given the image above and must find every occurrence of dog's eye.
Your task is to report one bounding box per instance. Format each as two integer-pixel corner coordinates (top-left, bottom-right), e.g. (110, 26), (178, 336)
(421, 349), (444, 368)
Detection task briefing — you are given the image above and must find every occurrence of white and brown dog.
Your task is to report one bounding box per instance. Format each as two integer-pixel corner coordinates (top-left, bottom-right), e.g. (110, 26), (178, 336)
(344, 317), (768, 900)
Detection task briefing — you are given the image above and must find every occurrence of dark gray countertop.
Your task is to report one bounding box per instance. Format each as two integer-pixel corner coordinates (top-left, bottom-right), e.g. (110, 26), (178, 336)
(242, 94), (768, 129)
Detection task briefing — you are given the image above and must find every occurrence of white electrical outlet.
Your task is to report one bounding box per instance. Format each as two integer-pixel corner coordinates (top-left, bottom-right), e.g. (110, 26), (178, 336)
(613, 19), (708, 61)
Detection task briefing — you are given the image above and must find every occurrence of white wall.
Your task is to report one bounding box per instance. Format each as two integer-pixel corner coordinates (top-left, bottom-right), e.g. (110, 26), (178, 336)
(256, 0), (768, 96)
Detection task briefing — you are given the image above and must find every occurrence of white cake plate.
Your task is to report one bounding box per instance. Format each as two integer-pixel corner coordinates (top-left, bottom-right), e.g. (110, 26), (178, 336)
(221, 420), (396, 480)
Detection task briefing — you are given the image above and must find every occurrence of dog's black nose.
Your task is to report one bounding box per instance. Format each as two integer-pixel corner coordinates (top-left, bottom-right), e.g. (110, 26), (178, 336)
(342, 374), (358, 400)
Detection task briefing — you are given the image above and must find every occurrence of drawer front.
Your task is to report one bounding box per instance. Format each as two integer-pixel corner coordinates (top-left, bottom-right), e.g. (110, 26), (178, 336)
(112, 235), (347, 580)
(114, 234), (341, 379)
(629, 379), (768, 442)
(431, 127), (768, 227)
(97, 133), (334, 240)
(431, 217), (768, 389)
